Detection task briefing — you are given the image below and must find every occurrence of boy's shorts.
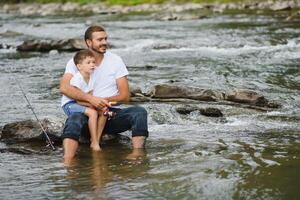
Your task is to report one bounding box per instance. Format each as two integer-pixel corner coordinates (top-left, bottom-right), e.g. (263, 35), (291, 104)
(62, 101), (86, 116)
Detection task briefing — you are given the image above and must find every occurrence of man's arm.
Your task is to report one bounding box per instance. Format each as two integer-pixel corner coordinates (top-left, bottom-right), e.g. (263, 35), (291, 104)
(60, 73), (109, 108)
(105, 76), (130, 103)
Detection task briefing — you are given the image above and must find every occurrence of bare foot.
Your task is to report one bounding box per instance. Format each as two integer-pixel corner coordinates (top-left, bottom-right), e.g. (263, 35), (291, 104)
(90, 143), (101, 151)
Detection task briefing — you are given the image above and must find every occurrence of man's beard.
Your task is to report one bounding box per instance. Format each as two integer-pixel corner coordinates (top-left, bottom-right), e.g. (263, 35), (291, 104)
(91, 45), (107, 54)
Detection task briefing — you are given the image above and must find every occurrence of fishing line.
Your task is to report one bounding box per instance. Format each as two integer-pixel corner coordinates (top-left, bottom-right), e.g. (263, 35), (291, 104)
(11, 69), (55, 151)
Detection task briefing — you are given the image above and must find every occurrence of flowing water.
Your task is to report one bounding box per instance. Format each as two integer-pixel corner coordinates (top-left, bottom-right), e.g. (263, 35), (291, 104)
(0, 10), (299, 199)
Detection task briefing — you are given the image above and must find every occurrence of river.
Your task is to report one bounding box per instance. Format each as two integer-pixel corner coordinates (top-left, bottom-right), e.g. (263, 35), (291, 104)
(0, 9), (299, 199)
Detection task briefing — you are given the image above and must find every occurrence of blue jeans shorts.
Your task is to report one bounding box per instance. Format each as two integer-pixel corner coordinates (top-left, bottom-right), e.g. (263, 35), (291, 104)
(62, 101), (86, 116)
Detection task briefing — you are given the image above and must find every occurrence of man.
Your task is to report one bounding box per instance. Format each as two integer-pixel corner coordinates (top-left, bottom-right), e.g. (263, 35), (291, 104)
(60, 25), (148, 161)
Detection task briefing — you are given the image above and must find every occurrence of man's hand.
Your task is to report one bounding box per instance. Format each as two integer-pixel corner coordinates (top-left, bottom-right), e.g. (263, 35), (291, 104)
(88, 95), (110, 109)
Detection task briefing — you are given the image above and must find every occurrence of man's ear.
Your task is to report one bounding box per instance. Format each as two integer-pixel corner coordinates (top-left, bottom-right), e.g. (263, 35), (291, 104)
(86, 39), (92, 48)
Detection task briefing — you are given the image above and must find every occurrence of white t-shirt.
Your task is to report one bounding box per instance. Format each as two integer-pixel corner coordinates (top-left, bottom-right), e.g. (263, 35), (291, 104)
(61, 51), (128, 106)
(61, 72), (96, 106)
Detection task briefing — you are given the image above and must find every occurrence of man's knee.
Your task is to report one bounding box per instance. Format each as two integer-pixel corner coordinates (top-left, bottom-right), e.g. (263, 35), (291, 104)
(62, 113), (88, 141)
(131, 106), (148, 118)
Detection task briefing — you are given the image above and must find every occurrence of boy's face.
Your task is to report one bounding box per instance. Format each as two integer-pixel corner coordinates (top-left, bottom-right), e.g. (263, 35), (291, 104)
(77, 56), (96, 74)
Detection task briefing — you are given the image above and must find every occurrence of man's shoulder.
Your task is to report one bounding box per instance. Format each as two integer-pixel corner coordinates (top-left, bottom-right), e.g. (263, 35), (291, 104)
(66, 58), (75, 66)
(105, 51), (122, 61)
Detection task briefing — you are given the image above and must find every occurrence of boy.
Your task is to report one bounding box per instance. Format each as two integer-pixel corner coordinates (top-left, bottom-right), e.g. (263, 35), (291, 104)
(61, 49), (107, 151)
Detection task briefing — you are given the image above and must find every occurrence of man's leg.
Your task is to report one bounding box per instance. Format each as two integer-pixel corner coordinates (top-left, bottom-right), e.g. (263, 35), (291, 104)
(132, 136), (146, 149)
(62, 113), (89, 161)
(63, 138), (78, 161)
(103, 106), (149, 148)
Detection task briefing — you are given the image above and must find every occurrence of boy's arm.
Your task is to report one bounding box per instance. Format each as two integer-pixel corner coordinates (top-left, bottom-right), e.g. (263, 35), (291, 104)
(60, 73), (109, 108)
(76, 101), (94, 107)
(105, 76), (130, 103)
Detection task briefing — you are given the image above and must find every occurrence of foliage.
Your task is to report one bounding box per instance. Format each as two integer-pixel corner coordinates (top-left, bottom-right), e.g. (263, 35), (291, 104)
(0, 0), (249, 5)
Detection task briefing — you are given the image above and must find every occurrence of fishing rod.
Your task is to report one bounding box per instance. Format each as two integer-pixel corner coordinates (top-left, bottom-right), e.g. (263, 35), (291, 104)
(12, 76), (56, 151)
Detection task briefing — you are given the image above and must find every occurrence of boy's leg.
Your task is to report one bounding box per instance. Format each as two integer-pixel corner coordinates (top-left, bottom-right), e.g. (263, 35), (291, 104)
(103, 106), (149, 148)
(97, 110), (107, 144)
(85, 107), (101, 151)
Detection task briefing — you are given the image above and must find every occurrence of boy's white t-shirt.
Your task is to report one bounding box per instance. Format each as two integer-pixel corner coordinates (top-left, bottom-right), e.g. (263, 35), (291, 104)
(61, 72), (96, 106)
(61, 51), (129, 106)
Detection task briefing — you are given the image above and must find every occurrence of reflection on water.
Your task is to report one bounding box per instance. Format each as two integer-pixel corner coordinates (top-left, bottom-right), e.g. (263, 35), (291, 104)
(59, 145), (149, 199)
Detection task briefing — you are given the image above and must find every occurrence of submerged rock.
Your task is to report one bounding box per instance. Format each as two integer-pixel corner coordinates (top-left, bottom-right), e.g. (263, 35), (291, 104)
(199, 107), (223, 117)
(176, 105), (223, 117)
(0, 147), (39, 155)
(175, 105), (199, 115)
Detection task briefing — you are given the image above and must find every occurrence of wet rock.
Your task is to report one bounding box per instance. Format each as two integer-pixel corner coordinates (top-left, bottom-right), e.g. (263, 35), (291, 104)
(0, 119), (131, 147)
(175, 105), (198, 115)
(0, 147), (39, 155)
(176, 105), (223, 117)
(130, 96), (152, 102)
(0, 43), (14, 49)
(150, 84), (225, 101)
(1, 119), (62, 143)
(225, 89), (268, 106)
(49, 49), (59, 55)
(130, 86), (143, 97)
(152, 43), (182, 50)
(17, 39), (86, 52)
(0, 30), (22, 37)
(199, 107), (223, 117)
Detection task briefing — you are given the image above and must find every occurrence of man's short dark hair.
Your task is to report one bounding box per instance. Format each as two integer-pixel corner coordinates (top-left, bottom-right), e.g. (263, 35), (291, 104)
(73, 49), (94, 65)
(84, 25), (106, 41)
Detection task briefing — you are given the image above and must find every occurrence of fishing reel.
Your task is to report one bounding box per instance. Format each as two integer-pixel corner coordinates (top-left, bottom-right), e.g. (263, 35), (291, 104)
(103, 107), (116, 120)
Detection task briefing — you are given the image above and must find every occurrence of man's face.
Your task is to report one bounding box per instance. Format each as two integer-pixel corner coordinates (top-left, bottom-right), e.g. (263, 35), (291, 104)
(87, 31), (108, 54)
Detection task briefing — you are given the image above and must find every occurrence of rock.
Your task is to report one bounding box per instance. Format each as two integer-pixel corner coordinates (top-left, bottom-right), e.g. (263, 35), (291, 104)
(176, 105), (223, 117)
(0, 30), (22, 37)
(175, 105), (198, 114)
(0, 43), (14, 49)
(68, 39), (87, 50)
(49, 49), (59, 55)
(271, 2), (292, 11)
(1, 119), (62, 143)
(0, 118), (130, 148)
(225, 89), (271, 107)
(130, 86), (143, 97)
(17, 39), (86, 52)
(152, 43), (182, 50)
(150, 84), (225, 101)
(199, 107), (223, 117)
(0, 147), (39, 155)
(61, 2), (80, 12)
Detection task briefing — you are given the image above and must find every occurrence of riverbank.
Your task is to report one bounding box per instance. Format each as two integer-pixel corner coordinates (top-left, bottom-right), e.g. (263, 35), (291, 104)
(1, 0), (300, 17)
